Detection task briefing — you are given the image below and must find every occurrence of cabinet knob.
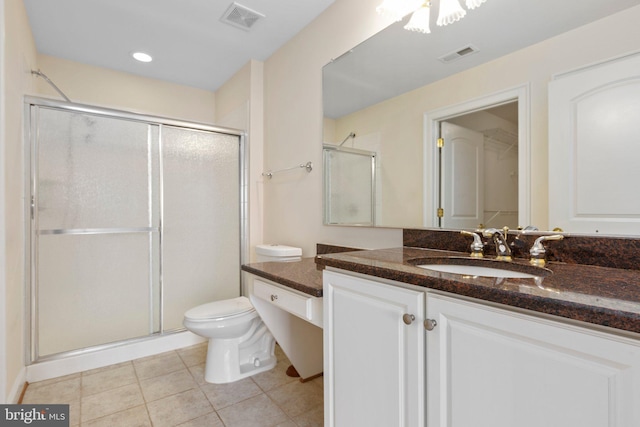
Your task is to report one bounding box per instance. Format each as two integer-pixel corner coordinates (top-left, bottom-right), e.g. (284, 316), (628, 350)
(424, 319), (438, 331)
(402, 313), (415, 325)
(270, 294), (278, 302)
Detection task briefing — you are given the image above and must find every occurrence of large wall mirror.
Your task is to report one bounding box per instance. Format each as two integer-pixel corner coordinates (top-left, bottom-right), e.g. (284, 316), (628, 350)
(322, 0), (640, 235)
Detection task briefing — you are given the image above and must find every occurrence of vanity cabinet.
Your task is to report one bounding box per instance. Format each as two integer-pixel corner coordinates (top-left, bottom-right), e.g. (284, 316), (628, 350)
(324, 269), (640, 427)
(427, 293), (640, 427)
(323, 270), (425, 427)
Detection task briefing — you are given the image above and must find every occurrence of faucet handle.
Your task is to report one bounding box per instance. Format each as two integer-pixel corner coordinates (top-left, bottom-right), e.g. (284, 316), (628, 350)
(529, 234), (564, 267)
(481, 228), (500, 237)
(482, 228), (512, 261)
(460, 230), (484, 258)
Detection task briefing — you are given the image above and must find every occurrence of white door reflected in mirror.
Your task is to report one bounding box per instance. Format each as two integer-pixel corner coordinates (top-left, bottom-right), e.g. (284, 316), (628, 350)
(549, 52), (640, 235)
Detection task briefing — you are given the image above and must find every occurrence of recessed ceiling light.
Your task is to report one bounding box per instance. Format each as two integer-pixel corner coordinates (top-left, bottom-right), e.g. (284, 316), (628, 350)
(132, 52), (153, 63)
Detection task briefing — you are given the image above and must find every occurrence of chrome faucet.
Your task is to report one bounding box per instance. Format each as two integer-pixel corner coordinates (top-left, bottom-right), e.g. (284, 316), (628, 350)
(460, 230), (484, 258)
(529, 234), (564, 267)
(482, 228), (512, 261)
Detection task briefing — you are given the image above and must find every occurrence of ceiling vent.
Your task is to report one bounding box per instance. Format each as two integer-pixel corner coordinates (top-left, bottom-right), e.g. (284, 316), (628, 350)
(220, 2), (265, 31)
(438, 45), (479, 64)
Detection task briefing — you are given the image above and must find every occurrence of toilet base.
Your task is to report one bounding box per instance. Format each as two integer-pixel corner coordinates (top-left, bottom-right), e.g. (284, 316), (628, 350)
(203, 319), (276, 384)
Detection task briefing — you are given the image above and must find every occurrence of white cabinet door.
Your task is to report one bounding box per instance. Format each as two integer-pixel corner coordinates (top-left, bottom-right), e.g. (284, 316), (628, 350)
(441, 122), (485, 230)
(427, 293), (640, 427)
(323, 270), (425, 427)
(548, 52), (640, 234)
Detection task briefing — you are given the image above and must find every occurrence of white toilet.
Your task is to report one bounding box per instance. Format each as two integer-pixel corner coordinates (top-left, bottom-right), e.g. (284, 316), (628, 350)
(183, 244), (302, 384)
(255, 244), (302, 262)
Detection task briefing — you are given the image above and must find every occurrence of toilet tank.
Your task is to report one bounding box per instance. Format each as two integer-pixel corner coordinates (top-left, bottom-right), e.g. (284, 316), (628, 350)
(255, 244), (302, 262)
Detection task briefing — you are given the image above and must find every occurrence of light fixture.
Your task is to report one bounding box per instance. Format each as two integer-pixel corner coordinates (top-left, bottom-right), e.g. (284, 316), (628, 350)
(465, 0), (486, 9)
(132, 52), (153, 63)
(404, 3), (431, 34)
(376, 0), (423, 21)
(437, 0), (466, 26)
(377, 0), (487, 34)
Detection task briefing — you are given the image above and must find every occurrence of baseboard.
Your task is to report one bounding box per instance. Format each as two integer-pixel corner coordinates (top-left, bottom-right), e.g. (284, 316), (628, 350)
(26, 331), (206, 383)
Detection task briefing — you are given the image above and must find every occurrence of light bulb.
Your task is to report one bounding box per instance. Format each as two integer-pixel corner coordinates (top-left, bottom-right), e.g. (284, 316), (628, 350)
(132, 52), (153, 63)
(437, 0), (466, 26)
(404, 5), (431, 34)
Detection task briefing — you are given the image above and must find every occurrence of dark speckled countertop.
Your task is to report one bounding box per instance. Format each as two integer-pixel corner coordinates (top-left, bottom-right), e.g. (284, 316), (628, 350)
(315, 247), (640, 335)
(242, 257), (323, 297)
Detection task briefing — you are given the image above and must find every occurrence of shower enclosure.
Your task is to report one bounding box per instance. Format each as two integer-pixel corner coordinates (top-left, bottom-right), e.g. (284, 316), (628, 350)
(25, 97), (246, 362)
(323, 145), (376, 226)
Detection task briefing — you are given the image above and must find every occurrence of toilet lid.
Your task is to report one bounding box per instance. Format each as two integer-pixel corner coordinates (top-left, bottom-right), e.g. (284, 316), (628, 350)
(256, 244), (302, 257)
(184, 296), (254, 320)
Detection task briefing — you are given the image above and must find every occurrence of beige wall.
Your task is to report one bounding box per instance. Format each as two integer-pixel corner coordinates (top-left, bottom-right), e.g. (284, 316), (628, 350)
(36, 54), (217, 123)
(264, 1), (640, 250)
(333, 95), (425, 228)
(1, 0), (38, 402)
(215, 59), (266, 262)
(263, 0), (403, 257)
(1, 2), (221, 401)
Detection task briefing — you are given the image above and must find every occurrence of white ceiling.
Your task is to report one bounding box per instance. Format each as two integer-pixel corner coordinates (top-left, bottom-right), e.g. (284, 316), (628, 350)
(22, 0), (640, 104)
(23, 0), (336, 91)
(323, 0), (640, 118)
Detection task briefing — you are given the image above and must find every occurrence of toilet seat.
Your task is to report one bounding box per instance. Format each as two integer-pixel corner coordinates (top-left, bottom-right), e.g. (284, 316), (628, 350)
(184, 296), (255, 321)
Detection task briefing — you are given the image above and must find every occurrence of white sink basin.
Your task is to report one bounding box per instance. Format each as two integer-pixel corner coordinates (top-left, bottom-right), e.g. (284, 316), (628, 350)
(418, 264), (541, 279)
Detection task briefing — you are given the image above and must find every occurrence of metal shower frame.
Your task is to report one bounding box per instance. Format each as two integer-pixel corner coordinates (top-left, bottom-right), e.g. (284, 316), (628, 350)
(23, 96), (249, 363)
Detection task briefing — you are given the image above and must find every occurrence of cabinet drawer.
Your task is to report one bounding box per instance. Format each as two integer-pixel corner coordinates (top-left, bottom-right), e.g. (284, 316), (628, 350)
(253, 279), (314, 321)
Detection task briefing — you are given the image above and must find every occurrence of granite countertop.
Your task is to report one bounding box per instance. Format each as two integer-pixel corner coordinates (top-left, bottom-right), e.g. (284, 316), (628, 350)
(315, 247), (640, 335)
(242, 257), (323, 297)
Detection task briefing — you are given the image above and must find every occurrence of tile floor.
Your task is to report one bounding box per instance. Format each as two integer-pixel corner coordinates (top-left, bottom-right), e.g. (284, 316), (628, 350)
(22, 344), (324, 427)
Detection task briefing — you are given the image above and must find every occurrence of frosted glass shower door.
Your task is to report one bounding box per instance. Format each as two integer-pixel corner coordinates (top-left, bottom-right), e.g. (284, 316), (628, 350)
(161, 126), (241, 331)
(323, 147), (376, 225)
(33, 107), (160, 357)
(30, 101), (244, 361)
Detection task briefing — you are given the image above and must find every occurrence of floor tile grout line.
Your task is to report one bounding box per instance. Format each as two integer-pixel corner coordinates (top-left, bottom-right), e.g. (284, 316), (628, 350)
(78, 382), (147, 425)
(271, 392), (304, 426)
(77, 404), (150, 427)
(78, 355), (160, 426)
(260, 378), (310, 426)
(137, 353), (212, 427)
(131, 354), (156, 427)
(28, 344), (323, 427)
(195, 374), (262, 414)
(79, 362), (138, 400)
